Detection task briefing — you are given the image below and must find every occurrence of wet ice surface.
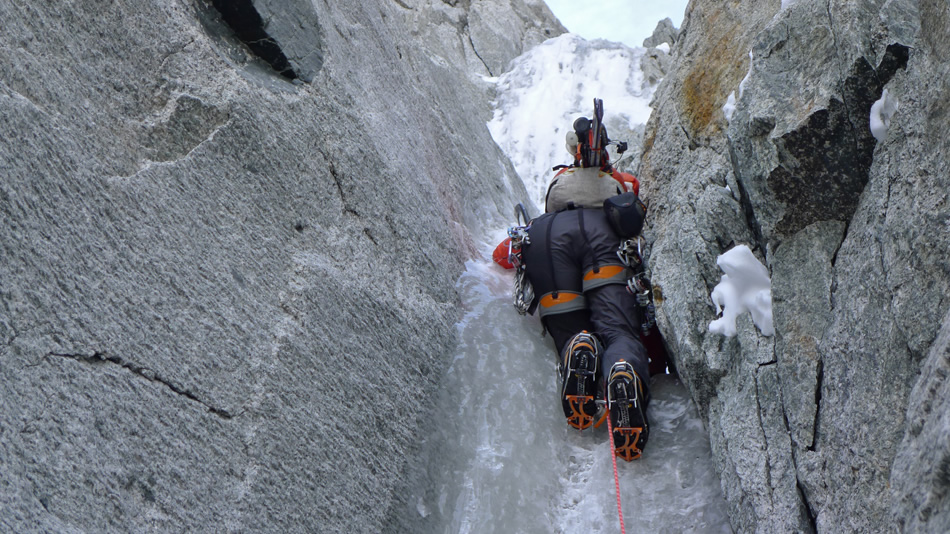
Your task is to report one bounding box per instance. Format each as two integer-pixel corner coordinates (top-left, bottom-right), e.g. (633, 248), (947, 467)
(404, 27), (733, 534)
(407, 255), (732, 534)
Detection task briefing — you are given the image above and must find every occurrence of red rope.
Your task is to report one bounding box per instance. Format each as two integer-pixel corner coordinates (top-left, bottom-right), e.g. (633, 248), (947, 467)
(606, 407), (626, 534)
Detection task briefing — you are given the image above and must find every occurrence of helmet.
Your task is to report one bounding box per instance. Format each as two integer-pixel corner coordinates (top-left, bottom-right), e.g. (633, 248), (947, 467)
(565, 130), (579, 156)
(573, 116), (592, 136)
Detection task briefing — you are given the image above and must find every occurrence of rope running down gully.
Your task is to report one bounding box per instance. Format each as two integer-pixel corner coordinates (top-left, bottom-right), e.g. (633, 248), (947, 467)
(605, 408), (626, 534)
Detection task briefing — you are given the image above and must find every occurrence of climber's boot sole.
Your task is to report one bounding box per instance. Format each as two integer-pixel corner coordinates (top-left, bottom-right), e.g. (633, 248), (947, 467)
(608, 365), (649, 461)
(561, 334), (601, 430)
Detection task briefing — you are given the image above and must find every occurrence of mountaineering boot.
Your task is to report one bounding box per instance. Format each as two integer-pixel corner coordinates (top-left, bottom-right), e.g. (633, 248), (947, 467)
(607, 360), (649, 461)
(560, 331), (602, 430)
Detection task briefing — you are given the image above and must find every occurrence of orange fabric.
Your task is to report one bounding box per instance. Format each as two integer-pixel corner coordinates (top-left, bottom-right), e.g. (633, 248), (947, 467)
(540, 292), (582, 308)
(608, 170), (640, 195)
(583, 265), (626, 281)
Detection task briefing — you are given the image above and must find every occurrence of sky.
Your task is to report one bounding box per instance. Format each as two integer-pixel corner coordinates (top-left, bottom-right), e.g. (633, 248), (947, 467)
(544, 0), (690, 48)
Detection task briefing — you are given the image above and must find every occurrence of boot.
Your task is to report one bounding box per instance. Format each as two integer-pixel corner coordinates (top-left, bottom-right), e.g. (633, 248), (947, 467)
(560, 331), (602, 430)
(607, 360), (649, 460)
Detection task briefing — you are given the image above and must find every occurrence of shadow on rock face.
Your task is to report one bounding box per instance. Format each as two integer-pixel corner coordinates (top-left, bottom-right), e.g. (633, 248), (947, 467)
(197, 0), (324, 83)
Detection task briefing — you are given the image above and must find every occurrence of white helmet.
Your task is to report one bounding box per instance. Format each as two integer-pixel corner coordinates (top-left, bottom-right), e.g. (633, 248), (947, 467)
(565, 130), (579, 156)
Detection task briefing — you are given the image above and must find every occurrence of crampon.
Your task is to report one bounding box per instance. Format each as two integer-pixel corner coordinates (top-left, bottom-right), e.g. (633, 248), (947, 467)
(560, 331), (602, 430)
(607, 360), (649, 461)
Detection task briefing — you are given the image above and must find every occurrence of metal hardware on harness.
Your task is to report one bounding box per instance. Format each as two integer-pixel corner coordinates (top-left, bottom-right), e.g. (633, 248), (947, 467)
(507, 226), (530, 269)
(508, 225), (533, 315)
(643, 302), (656, 334)
(513, 266), (534, 315)
(616, 237), (643, 268)
(617, 237), (657, 334)
(629, 273), (651, 304)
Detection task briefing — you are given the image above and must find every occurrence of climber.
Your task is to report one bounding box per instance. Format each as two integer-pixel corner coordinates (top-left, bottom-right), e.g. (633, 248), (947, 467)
(501, 99), (653, 461)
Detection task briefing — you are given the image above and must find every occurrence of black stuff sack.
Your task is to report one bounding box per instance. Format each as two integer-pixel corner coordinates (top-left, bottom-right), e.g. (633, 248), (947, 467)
(603, 192), (646, 238)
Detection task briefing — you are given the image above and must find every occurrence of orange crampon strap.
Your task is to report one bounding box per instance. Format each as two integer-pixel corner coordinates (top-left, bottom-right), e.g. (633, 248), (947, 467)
(612, 427), (644, 461)
(569, 339), (596, 354)
(565, 394), (596, 430)
(594, 408), (609, 429)
(610, 369), (634, 383)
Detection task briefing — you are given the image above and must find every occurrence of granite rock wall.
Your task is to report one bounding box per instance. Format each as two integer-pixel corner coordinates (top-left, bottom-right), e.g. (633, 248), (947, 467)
(0, 0), (559, 531)
(641, 0), (949, 532)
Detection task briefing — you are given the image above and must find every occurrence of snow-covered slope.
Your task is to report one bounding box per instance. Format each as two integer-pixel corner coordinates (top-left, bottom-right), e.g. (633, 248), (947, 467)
(487, 33), (661, 208)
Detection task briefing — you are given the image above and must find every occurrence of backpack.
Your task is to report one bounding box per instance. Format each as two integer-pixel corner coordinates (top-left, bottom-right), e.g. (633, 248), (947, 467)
(546, 98), (640, 213)
(545, 167), (624, 213)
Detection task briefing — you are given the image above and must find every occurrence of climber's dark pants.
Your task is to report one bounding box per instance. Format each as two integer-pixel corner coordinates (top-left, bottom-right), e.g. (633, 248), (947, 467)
(524, 209), (650, 402)
(542, 309), (591, 357)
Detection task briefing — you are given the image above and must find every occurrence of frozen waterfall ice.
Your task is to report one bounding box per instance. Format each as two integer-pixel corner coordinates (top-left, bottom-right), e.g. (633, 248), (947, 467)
(403, 33), (733, 533)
